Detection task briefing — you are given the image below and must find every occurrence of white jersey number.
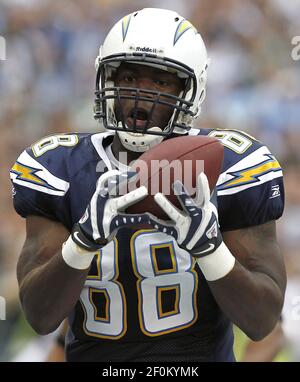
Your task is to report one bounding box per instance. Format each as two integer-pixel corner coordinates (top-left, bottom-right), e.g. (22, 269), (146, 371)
(209, 130), (253, 154)
(32, 134), (78, 157)
(80, 231), (198, 339)
(80, 240), (126, 339)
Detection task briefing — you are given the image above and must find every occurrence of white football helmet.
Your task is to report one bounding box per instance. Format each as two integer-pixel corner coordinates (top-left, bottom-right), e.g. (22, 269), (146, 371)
(94, 8), (209, 152)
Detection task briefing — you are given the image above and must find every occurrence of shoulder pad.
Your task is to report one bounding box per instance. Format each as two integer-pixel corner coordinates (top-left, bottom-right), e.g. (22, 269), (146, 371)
(10, 133), (83, 196)
(195, 128), (284, 229)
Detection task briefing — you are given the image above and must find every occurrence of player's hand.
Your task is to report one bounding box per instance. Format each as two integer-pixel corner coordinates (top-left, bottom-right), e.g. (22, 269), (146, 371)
(71, 169), (149, 251)
(148, 173), (223, 258)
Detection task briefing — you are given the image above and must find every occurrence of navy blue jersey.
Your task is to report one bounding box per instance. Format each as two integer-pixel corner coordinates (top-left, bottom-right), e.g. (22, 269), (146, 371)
(10, 129), (284, 362)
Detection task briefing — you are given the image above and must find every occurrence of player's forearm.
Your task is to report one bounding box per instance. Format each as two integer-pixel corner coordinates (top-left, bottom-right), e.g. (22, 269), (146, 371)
(19, 251), (89, 335)
(207, 261), (284, 341)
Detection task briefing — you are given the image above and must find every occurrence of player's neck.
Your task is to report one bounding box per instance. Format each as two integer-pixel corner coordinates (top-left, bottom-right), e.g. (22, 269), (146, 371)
(111, 134), (142, 166)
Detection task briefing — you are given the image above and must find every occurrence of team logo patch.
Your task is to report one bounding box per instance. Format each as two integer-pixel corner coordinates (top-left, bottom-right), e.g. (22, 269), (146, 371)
(269, 185), (281, 199)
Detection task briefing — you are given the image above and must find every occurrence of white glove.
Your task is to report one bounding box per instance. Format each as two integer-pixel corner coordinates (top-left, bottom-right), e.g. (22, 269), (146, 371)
(147, 173), (235, 281)
(72, 169), (149, 250)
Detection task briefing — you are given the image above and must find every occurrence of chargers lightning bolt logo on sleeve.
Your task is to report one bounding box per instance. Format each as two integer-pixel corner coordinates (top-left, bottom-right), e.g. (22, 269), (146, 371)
(10, 151), (69, 196)
(217, 147), (283, 196)
(11, 163), (47, 186)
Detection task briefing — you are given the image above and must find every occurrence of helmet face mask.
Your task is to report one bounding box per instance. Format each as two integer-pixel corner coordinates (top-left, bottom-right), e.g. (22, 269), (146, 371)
(94, 8), (209, 152)
(95, 53), (197, 135)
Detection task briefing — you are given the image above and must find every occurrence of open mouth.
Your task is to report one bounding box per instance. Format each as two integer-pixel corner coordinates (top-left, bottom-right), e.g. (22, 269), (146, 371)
(126, 108), (150, 131)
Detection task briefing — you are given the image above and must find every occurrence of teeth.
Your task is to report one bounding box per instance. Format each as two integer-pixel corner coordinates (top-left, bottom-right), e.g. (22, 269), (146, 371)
(148, 127), (163, 133)
(149, 127), (161, 131)
(128, 132), (144, 136)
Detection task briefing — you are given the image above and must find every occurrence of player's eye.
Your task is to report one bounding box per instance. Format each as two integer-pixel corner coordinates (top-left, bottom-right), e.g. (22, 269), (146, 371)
(154, 79), (168, 87)
(123, 75), (135, 83)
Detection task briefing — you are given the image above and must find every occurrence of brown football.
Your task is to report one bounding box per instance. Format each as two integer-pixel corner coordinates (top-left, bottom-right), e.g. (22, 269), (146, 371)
(127, 135), (224, 220)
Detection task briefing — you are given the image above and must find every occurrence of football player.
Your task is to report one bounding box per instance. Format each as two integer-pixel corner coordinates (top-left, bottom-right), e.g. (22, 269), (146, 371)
(10, 8), (286, 362)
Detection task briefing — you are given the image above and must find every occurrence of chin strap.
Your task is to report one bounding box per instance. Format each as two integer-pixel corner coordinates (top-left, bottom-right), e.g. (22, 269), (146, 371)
(117, 128), (164, 153)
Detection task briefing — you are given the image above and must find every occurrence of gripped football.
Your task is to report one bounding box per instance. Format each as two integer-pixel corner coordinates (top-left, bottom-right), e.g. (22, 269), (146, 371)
(127, 135), (224, 220)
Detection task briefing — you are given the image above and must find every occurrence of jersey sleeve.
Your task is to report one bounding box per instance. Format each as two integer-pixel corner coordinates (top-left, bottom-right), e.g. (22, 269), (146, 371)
(216, 144), (284, 231)
(10, 136), (74, 229)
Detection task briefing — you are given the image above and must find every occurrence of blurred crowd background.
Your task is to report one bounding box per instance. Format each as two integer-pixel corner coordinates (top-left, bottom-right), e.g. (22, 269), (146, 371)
(0, 0), (299, 361)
